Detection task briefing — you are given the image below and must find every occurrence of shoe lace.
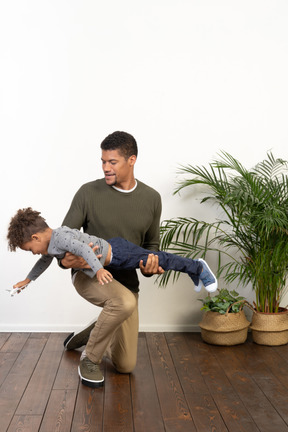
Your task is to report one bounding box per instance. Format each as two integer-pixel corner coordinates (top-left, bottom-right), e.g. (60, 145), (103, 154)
(84, 357), (99, 372)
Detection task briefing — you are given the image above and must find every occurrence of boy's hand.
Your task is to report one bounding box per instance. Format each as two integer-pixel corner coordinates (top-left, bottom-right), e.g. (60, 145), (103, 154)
(139, 254), (164, 276)
(61, 243), (101, 269)
(11, 279), (31, 295)
(96, 268), (113, 285)
(14, 279), (31, 289)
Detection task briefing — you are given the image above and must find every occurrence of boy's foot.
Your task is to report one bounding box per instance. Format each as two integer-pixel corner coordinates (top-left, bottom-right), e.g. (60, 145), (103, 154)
(64, 319), (97, 350)
(198, 259), (218, 293)
(78, 356), (104, 388)
(191, 275), (203, 292)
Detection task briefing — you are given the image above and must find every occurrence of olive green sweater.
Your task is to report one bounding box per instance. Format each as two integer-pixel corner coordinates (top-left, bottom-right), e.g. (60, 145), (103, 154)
(62, 178), (162, 292)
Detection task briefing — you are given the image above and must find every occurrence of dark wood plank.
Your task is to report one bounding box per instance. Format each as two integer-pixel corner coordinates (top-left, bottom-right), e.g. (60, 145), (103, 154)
(185, 393), (229, 432)
(252, 344), (288, 390)
(210, 345), (265, 428)
(0, 336), (47, 432)
(53, 349), (80, 390)
(235, 342), (288, 432)
(0, 333), (12, 350)
(7, 415), (42, 432)
(15, 333), (65, 416)
(0, 333), (30, 353)
(184, 333), (234, 394)
(274, 342), (288, 364)
(166, 333), (229, 431)
(235, 342), (288, 429)
(185, 334), (262, 431)
(146, 332), (195, 432)
(131, 333), (165, 432)
(71, 382), (105, 432)
(165, 332), (210, 394)
(39, 389), (77, 432)
(0, 352), (18, 387)
(103, 360), (134, 432)
(212, 391), (260, 432)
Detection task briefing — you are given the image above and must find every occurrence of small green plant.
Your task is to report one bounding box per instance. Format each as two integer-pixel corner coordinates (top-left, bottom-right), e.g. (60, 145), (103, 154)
(199, 289), (246, 314)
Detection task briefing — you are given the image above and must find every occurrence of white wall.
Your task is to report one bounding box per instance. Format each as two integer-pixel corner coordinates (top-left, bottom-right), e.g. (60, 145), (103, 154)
(1, 0), (288, 332)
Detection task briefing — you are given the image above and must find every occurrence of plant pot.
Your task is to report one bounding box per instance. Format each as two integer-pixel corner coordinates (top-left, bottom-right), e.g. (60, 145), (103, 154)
(250, 308), (288, 346)
(199, 310), (250, 346)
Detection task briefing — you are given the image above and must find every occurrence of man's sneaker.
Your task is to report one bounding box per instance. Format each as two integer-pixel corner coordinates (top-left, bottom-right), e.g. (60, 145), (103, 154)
(198, 259), (218, 293)
(78, 356), (104, 388)
(64, 319), (97, 350)
(191, 275), (203, 293)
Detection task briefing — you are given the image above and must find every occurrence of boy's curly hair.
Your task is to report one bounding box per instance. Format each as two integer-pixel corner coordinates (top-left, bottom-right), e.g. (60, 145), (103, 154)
(7, 207), (48, 251)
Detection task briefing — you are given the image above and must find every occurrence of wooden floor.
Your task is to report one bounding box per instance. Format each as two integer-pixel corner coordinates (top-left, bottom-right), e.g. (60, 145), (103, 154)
(1, 332), (288, 432)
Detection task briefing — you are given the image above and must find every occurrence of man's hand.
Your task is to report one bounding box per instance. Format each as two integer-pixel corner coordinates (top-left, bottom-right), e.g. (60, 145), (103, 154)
(139, 253), (164, 276)
(60, 243), (101, 269)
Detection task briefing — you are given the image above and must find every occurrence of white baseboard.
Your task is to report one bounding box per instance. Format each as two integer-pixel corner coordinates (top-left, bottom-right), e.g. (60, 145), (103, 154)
(0, 324), (201, 333)
(139, 324), (200, 332)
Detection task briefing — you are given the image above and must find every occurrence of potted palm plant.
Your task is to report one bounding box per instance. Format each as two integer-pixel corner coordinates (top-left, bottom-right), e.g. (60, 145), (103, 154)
(160, 151), (288, 345)
(199, 289), (250, 345)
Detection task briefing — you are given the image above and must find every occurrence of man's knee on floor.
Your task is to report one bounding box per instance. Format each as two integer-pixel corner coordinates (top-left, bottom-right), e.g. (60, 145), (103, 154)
(113, 356), (137, 374)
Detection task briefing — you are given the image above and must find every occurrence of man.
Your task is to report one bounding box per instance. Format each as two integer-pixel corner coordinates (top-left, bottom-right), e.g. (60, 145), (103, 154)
(61, 131), (163, 388)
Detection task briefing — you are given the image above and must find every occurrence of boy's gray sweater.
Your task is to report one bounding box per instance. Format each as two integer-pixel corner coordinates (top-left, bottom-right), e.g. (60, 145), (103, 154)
(27, 226), (110, 281)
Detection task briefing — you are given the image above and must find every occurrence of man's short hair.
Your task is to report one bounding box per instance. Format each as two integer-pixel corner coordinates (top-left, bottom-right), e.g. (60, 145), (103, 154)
(100, 131), (138, 159)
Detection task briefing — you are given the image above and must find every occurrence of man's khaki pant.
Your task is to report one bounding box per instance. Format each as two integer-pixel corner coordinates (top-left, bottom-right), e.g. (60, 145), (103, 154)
(73, 271), (139, 373)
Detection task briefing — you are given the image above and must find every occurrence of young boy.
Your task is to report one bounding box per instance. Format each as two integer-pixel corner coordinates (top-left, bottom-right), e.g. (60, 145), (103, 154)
(7, 207), (218, 293)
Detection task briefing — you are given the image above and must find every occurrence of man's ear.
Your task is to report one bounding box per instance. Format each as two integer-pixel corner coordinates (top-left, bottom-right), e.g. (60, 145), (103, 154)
(129, 155), (137, 166)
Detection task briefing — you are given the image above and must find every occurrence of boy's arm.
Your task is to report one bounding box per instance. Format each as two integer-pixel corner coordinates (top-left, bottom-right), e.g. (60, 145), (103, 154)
(58, 186), (85, 270)
(54, 233), (104, 277)
(59, 187), (100, 269)
(26, 255), (54, 281)
(69, 241), (104, 276)
(60, 243), (100, 270)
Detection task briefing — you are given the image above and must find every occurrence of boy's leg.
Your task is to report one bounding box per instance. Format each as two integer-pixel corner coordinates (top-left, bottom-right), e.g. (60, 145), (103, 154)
(151, 252), (218, 293)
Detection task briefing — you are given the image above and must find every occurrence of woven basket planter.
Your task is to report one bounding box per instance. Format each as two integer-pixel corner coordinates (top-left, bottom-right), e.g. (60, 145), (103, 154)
(250, 308), (288, 346)
(199, 310), (250, 346)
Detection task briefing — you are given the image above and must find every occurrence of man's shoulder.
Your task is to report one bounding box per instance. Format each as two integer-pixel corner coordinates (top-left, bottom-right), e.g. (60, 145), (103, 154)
(136, 180), (161, 199)
(76, 178), (107, 194)
(79, 178), (106, 189)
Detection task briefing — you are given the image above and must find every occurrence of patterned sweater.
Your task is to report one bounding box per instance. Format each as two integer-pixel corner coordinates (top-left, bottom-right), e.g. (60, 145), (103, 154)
(27, 226), (110, 281)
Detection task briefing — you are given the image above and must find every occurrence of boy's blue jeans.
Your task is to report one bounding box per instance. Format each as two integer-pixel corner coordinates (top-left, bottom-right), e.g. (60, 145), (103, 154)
(107, 237), (202, 279)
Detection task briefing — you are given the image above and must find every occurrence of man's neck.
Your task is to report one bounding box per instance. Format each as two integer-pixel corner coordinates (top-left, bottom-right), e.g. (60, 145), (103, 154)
(113, 179), (137, 193)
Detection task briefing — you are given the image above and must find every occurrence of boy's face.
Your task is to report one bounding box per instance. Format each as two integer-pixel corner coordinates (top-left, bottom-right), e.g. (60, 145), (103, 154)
(101, 149), (136, 189)
(21, 234), (48, 255)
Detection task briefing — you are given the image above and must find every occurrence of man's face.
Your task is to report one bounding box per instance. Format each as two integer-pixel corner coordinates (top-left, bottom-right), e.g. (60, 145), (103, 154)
(101, 149), (136, 189)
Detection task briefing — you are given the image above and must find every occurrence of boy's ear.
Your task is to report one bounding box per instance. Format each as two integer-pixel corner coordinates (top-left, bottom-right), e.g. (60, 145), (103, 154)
(31, 234), (40, 241)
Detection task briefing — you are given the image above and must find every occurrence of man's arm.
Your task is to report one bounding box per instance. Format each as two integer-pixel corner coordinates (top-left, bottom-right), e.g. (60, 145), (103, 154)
(139, 193), (164, 276)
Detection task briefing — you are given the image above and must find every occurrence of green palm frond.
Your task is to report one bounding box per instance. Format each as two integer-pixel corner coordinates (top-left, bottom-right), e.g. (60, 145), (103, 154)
(159, 151), (288, 312)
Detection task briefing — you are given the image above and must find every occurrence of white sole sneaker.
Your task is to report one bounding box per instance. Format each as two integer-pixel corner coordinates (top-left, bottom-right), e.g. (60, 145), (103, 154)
(198, 259), (218, 293)
(64, 319), (97, 350)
